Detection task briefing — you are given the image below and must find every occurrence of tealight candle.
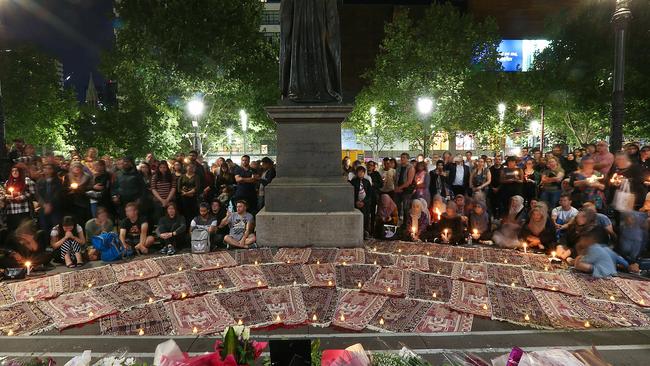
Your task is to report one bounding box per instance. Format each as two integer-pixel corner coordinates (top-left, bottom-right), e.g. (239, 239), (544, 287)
(511, 282), (516, 287)
(7, 187), (14, 195)
(551, 287), (557, 291)
(398, 248), (402, 253)
(275, 314), (281, 322)
(7, 329), (14, 336)
(551, 251), (557, 259)
(181, 292), (187, 299)
(257, 280), (262, 286)
(460, 257), (464, 262)
(237, 319), (243, 325)
(373, 247), (377, 252)
(340, 314), (345, 321)
(87, 283), (93, 288)
(482, 304), (488, 310)
(287, 260), (291, 264)
(357, 282), (362, 288)
(88, 311), (94, 317)
(316, 260), (320, 265)
(379, 318), (385, 325)
(373, 260), (378, 265)
(192, 326), (198, 334)
(342, 261), (347, 266)
(504, 259), (509, 264)
(218, 284), (223, 289)
(524, 314), (530, 321)
(254, 260), (258, 265)
(138, 328), (145, 336)
(178, 266), (183, 272)
(609, 295), (615, 301)
(386, 287), (392, 293)
(432, 292), (437, 298)
(544, 265), (549, 272)
(29, 297), (34, 302)
(139, 271), (144, 277)
(641, 299), (646, 305)
(426, 251), (431, 256)
(312, 314), (318, 321)
(148, 297), (154, 303)
(25, 261), (32, 276)
(327, 280), (333, 286)
(293, 281), (297, 286)
(584, 321), (591, 328)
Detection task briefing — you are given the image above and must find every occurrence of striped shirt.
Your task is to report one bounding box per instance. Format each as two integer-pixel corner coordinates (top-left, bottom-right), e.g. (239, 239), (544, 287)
(151, 174), (176, 201)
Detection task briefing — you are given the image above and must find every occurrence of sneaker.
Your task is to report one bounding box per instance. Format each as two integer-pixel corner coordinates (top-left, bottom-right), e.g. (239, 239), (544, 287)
(166, 246), (176, 256)
(159, 246), (168, 255)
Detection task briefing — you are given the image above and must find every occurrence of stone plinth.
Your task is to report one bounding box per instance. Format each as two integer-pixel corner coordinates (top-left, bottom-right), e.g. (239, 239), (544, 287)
(256, 105), (363, 248)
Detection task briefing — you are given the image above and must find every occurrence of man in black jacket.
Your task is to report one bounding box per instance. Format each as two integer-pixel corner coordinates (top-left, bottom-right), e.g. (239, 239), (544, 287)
(35, 164), (64, 234)
(447, 155), (470, 197)
(350, 165), (372, 238)
(258, 157), (277, 211)
(366, 161), (383, 229)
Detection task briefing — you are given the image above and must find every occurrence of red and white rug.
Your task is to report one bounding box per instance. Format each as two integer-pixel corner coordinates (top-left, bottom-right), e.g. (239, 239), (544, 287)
(234, 248), (275, 265)
(395, 255), (430, 271)
(451, 263), (488, 284)
(0, 283), (16, 307)
(38, 291), (117, 330)
(260, 263), (308, 287)
(61, 266), (118, 293)
(302, 263), (337, 288)
(301, 287), (339, 327)
(148, 271), (204, 300)
(165, 293), (234, 335)
(448, 247), (483, 264)
(488, 285), (552, 329)
(334, 248), (366, 265)
(486, 264), (526, 288)
(572, 274), (636, 306)
(100, 303), (172, 336)
(361, 268), (409, 298)
(364, 252), (396, 267)
(152, 254), (196, 274)
(193, 268), (237, 293)
(224, 265), (269, 291)
(331, 290), (387, 331)
(533, 290), (592, 329)
(425, 258), (456, 277)
(94, 281), (162, 310)
(413, 304), (474, 333)
(111, 259), (163, 283)
(215, 290), (274, 328)
(523, 270), (581, 296)
(260, 287), (308, 326)
(408, 271), (453, 303)
(369, 297), (431, 333)
(273, 247), (312, 264)
(449, 280), (492, 318)
(0, 302), (52, 335)
(307, 248), (339, 264)
(335, 264), (380, 290)
(9, 275), (64, 302)
(192, 251), (237, 270)
(613, 277), (650, 307)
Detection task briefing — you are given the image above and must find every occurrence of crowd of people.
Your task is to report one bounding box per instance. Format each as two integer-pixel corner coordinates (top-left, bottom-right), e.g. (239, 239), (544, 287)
(347, 141), (650, 278)
(0, 138), (276, 270)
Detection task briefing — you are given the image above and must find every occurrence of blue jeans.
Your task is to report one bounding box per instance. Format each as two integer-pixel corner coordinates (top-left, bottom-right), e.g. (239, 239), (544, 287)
(540, 190), (561, 209)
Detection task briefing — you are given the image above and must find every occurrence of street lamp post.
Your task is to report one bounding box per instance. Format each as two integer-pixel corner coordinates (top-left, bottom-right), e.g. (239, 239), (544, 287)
(239, 109), (248, 157)
(187, 98), (205, 155)
(610, 0), (632, 153)
(416, 97), (434, 157)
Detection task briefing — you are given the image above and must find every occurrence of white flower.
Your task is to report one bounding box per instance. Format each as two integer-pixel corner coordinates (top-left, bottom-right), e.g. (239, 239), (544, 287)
(241, 327), (250, 341)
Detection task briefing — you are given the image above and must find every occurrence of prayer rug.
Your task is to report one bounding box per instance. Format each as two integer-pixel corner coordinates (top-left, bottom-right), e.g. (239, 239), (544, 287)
(307, 248), (338, 264)
(522, 270), (581, 296)
(302, 263), (337, 288)
(94, 281), (161, 310)
(334, 248), (366, 265)
(335, 264), (380, 290)
(364, 252), (396, 267)
(234, 248), (275, 265)
(572, 297), (650, 328)
(216, 290), (274, 328)
(395, 255), (430, 271)
(448, 247), (483, 264)
(260, 263), (307, 287)
(99, 303), (173, 336)
(488, 285), (552, 329)
(369, 298), (431, 333)
(224, 265), (269, 291)
(427, 244), (453, 260)
(0, 283), (16, 307)
(413, 304), (474, 333)
(301, 287), (339, 327)
(425, 258), (456, 277)
(486, 265), (526, 288)
(449, 280), (492, 318)
(191, 251), (237, 270)
(331, 290), (387, 331)
(524, 254), (562, 272)
(361, 268), (409, 297)
(366, 241), (395, 255)
(613, 277), (650, 307)
(572, 274), (635, 305)
(0, 302), (52, 335)
(382, 241), (420, 255)
(38, 291), (117, 330)
(10, 275), (64, 302)
(61, 266), (118, 293)
(148, 271), (203, 300)
(533, 290), (594, 330)
(165, 293), (235, 335)
(482, 248), (527, 266)
(273, 247), (312, 264)
(408, 271), (453, 303)
(260, 287), (308, 326)
(410, 243), (438, 256)
(451, 263), (488, 283)
(192, 268), (236, 293)
(111, 259), (163, 283)
(153, 253), (196, 274)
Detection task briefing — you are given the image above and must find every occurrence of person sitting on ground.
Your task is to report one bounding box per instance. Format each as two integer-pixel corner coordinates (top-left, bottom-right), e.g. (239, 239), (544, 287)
(210, 199), (229, 249)
(157, 202), (186, 256)
(84, 206), (115, 261)
(218, 200), (256, 249)
(0, 220), (52, 270)
(119, 202), (154, 254)
(574, 232), (627, 278)
(468, 201), (491, 241)
(374, 194), (398, 239)
(429, 194), (447, 223)
(435, 201), (464, 245)
(551, 193), (579, 239)
(493, 196), (528, 249)
(50, 216), (86, 268)
(581, 202), (617, 243)
(520, 202), (555, 251)
(617, 210), (648, 269)
(191, 202), (217, 234)
(406, 198), (430, 241)
(556, 209), (607, 262)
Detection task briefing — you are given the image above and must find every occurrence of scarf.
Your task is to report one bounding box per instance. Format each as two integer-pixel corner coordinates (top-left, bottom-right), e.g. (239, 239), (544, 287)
(527, 203), (549, 236)
(379, 194), (397, 221)
(469, 201), (490, 233)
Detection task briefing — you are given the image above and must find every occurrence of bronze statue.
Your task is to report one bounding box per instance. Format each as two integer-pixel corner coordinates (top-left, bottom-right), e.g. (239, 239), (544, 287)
(279, 0), (342, 104)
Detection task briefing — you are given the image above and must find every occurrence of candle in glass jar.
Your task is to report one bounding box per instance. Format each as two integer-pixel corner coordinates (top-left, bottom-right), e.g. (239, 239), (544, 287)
(7, 187), (14, 197)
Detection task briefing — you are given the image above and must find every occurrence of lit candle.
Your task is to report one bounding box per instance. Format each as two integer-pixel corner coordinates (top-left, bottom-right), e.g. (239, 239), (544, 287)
(640, 299), (646, 305)
(373, 260), (377, 265)
(340, 314), (345, 321)
(386, 287), (392, 293)
(551, 286), (557, 291)
(472, 228), (479, 239)
(357, 282), (362, 288)
(426, 251), (431, 256)
(293, 280), (297, 286)
(312, 314), (318, 321)
(504, 259), (509, 264)
(139, 271), (144, 277)
(7, 186), (14, 197)
(25, 261), (32, 276)
(609, 295), (615, 301)
(88, 311), (94, 317)
(610, 173), (618, 184)
(180, 292), (187, 299)
(178, 266), (183, 272)
(373, 247), (377, 252)
(218, 284), (223, 289)
(7, 329), (14, 336)
(70, 182), (79, 190)
(138, 328), (145, 336)
(257, 280), (262, 286)
(342, 261), (347, 266)
(275, 314), (281, 322)
(379, 318), (385, 325)
(523, 243), (528, 254)
(316, 260), (320, 265)
(411, 225), (417, 237)
(460, 257), (464, 262)
(148, 297), (154, 304)
(28, 297), (34, 302)
(544, 265), (549, 272)
(511, 282), (516, 287)
(524, 314), (530, 321)
(397, 248), (402, 253)
(192, 326), (198, 334)
(432, 292), (437, 299)
(327, 280), (333, 286)
(254, 260), (258, 265)
(482, 304), (488, 310)
(435, 208), (441, 221)
(287, 260), (291, 264)
(584, 321), (591, 328)
(87, 283), (93, 288)
(237, 319), (243, 325)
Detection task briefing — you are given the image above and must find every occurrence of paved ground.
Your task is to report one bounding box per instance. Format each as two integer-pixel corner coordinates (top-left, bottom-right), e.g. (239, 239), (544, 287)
(3, 253), (650, 365)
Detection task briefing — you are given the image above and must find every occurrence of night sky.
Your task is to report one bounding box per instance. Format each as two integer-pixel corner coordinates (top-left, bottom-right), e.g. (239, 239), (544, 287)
(0, 0), (114, 99)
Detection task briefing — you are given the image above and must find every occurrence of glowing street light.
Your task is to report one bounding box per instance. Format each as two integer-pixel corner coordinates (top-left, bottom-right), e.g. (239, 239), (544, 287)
(187, 98), (205, 154)
(417, 97), (434, 116)
(498, 103), (506, 122)
(239, 109), (248, 156)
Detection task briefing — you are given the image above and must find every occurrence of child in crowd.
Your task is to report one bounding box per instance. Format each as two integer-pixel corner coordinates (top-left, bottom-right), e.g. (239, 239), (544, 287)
(574, 233), (628, 278)
(50, 216), (86, 268)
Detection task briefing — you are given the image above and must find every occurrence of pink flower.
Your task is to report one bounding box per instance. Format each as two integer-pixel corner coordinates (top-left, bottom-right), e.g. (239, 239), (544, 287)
(252, 341), (268, 359)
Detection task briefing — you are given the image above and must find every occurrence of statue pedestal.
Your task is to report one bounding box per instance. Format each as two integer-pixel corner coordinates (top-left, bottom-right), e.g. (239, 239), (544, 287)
(256, 105), (363, 248)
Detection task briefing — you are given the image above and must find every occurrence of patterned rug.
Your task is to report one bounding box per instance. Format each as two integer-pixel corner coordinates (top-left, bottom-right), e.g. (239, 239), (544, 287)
(425, 258), (456, 277)
(486, 265), (526, 288)
(451, 263), (488, 283)
(361, 268), (409, 297)
(613, 277), (650, 307)
(192, 268), (236, 293)
(152, 254), (196, 274)
(533, 290), (594, 329)
(408, 271), (453, 303)
(191, 251), (237, 270)
(0, 302), (52, 335)
(260, 263), (307, 287)
(482, 248), (527, 266)
(449, 280), (492, 318)
(148, 271), (203, 299)
(572, 296), (650, 328)
(334, 248), (366, 265)
(525, 254), (560, 272)
(38, 292), (117, 329)
(523, 270), (582, 296)
(369, 297), (431, 333)
(307, 248), (339, 264)
(302, 263), (337, 287)
(260, 287), (308, 326)
(111, 259), (163, 283)
(301, 287), (339, 327)
(572, 274), (635, 305)
(335, 264), (380, 290)
(428, 245), (452, 260)
(273, 248), (312, 264)
(331, 290), (387, 331)
(448, 247), (483, 264)
(364, 252), (396, 267)
(165, 293), (235, 335)
(224, 265), (269, 290)
(10, 275), (64, 302)
(395, 255), (430, 271)
(413, 304), (474, 333)
(234, 248), (275, 265)
(94, 281), (161, 310)
(0, 283), (16, 307)
(99, 303), (172, 336)
(488, 285), (552, 329)
(215, 290), (274, 328)
(61, 266), (118, 293)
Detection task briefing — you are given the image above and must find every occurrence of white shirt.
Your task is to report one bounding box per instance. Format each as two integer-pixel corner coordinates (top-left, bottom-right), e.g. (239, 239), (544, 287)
(551, 206), (579, 224)
(453, 164), (464, 186)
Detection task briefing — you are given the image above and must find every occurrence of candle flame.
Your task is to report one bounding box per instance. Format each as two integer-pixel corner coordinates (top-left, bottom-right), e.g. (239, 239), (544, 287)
(316, 260), (320, 265)
(257, 280), (262, 286)
(524, 314), (530, 321)
(88, 311), (94, 317)
(584, 321), (591, 328)
(609, 295), (615, 301)
(482, 304), (488, 310)
(379, 318), (385, 325)
(511, 282), (516, 287)
(178, 266), (183, 272)
(181, 292), (187, 299)
(432, 292), (437, 298)
(148, 297), (154, 303)
(237, 319), (243, 325)
(138, 328), (144, 336)
(328, 280), (333, 286)
(340, 314), (345, 321)
(373, 260), (377, 265)
(386, 287), (392, 293)
(24, 261), (32, 268)
(357, 282), (362, 288)
(312, 314), (318, 321)
(544, 265), (549, 271)
(276, 314), (282, 322)
(192, 326), (198, 334)
(254, 260), (258, 265)
(7, 329), (14, 336)
(218, 284), (223, 289)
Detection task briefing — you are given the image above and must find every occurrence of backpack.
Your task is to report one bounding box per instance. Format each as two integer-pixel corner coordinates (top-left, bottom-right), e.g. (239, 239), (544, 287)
(91, 232), (133, 262)
(190, 227), (210, 254)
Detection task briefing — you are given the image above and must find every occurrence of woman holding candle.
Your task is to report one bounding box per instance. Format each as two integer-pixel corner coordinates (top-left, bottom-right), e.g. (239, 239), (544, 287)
(3, 165), (36, 233)
(63, 162), (92, 225)
(412, 161), (430, 204)
(50, 216), (86, 268)
(436, 201), (464, 245)
(406, 198), (430, 241)
(539, 157), (565, 209)
(569, 156), (606, 210)
(469, 157), (491, 197)
(521, 159), (540, 205)
(519, 202), (555, 251)
(557, 209), (608, 261)
(429, 194), (447, 224)
(468, 201), (491, 241)
(499, 156), (524, 209)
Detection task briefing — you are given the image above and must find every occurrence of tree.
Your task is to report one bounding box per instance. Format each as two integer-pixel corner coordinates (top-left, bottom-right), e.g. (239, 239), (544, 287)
(347, 3), (503, 156)
(0, 46), (78, 151)
(91, 0), (279, 158)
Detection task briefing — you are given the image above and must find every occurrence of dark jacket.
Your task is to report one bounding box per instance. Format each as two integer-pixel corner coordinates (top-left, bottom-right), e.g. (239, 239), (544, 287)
(35, 177), (64, 209)
(112, 168), (145, 204)
(447, 164), (471, 190)
(350, 177), (372, 206)
(260, 167), (277, 189)
(428, 170), (449, 198)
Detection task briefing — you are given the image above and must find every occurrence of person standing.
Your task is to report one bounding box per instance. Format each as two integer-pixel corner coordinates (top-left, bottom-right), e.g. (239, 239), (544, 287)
(394, 153), (415, 222)
(151, 161), (177, 223)
(366, 161), (383, 228)
(63, 162), (92, 225)
(350, 165), (373, 238)
(257, 157), (276, 211)
(429, 160), (450, 201)
(447, 155), (470, 197)
(593, 141), (615, 176)
(470, 157), (491, 198)
(379, 157), (396, 199)
(3, 166), (36, 232)
(233, 155), (260, 215)
(488, 155), (503, 218)
(499, 157), (524, 213)
(178, 163), (201, 230)
(111, 157), (145, 219)
(36, 163), (63, 234)
(539, 157), (565, 209)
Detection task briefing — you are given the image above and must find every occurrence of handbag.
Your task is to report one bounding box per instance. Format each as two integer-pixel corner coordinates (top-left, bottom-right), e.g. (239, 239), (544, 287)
(91, 232), (133, 262)
(612, 179), (635, 212)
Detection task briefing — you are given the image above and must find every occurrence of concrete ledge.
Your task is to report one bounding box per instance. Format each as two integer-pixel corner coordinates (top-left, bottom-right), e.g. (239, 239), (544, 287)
(256, 208), (364, 248)
(264, 181), (354, 212)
